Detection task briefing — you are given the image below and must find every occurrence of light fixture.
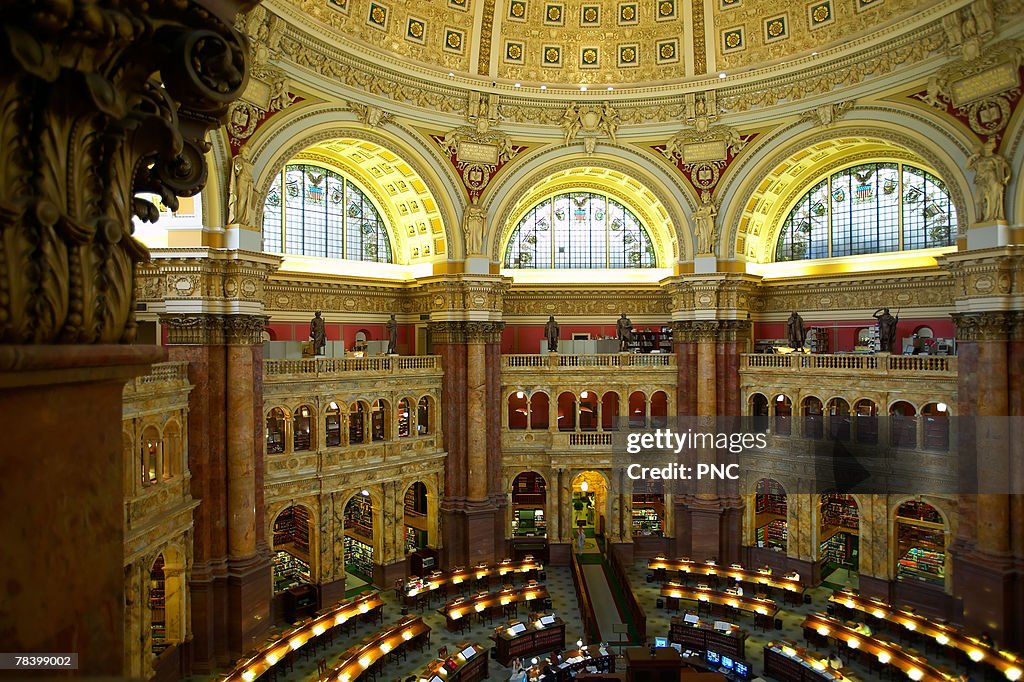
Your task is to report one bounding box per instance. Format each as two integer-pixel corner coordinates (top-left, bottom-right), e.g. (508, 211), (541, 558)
(873, 608), (886, 618)
(329, 401), (338, 410)
(877, 651), (891, 664)
(777, 395), (786, 402)
(581, 480), (589, 492)
(811, 51), (818, 55)
(514, 82), (521, 88)
(289, 638), (302, 650)
(266, 652), (279, 665)
(448, 72), (455, 77)
(580, 85), (588, 91)
(1006, 667), (1022, 681)
(577, 639), (583, 648)
(607, 86), (614, 91)
(540, 85), (547, 90)
(903, 621), (917, 631)
(719, 72), (727, 78)
(848, 638), (860, 649)
(517, 391), (525, 399)
(581, 390), (588, 398)
(241, 670), (256, 682)
(908, 669), (923, 681)
(968, 650), (984, 662)
(359, 655), (373, 669)
(937, 402), (948, 412)
(361, 489), (369, 496)
(816, 625), (830, 636)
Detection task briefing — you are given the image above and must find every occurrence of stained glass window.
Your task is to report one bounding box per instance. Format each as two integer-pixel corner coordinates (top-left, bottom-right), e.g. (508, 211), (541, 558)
(505, 192), (656, 269)
(262, 163), (392, 263)
(775, 162), (956, 262)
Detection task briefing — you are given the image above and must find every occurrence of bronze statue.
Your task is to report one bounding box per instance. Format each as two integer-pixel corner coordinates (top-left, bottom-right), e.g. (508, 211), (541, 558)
(387, 313), (398, 355)
(873, 308), (898, 353)
(309, 311), (326, 355)
(544, 315), (560, 352)
(786, 311), (807, 350)
(616, 313), (634, 352)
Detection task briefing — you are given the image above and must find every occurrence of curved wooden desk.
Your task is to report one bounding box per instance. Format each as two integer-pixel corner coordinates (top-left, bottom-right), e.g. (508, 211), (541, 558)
(802, 613), (957, 682)
(222, 591), (385, 682)
(660, 583), (777, 629)
(331, 615), (430, 682)
(441, 584), (548, 628)
(828, 590), (1023, 680)
(405, 559), (543, 602)
(649, 557), (804, 601)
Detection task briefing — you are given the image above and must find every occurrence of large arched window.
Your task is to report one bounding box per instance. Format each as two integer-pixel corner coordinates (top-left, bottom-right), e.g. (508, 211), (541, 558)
(505, 191), (656, 269)
(262, 163), (393, 263)
(775, 162), (956, 262)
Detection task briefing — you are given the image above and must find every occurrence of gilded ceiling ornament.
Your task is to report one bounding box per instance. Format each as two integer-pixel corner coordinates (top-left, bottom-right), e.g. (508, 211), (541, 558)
(798, 100), (855, 128)
(560, 102), (620, 151)
(348, 101), (395, 127)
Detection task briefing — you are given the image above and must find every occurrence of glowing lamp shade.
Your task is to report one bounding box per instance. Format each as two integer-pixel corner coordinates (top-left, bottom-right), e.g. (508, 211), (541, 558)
(516, 391), (525, 399)
(812, 660), (826, 671)
(452, 611), (463, 619)
(937, 402), (947, 412)
(1006, 667), (1022, 681)
(903, 621), (917, 631)
(698, 594), (709, 602)
(289, 638), (302, 650)
(359, 656), (373, 669)
(531, 658), (538, 665)
(845, 599), (855, 609)
(756, 607), (768, 615)
(577, 639), (584, 648)
(360, 603), (370, 614)
(581, 391), (588, 398)
(336, 614), (348, 625)
(313, 624), (326, 636)
(580, 481), (589, 492)
(878, 652), (892, 664)
(402, 630), (414, 641)
(816, 626), (830, 636)
(968, 650), (984, 662)
(379, 642), (392, 654)
(242, 670), (256, 682)
(873, 609), (886, 618)
(907, 668), (923, 681)
(935, 634), (949, 645)
(476, 603), (486, 612)
(266, 652), (279, 665)
(848, 638), (860, 649)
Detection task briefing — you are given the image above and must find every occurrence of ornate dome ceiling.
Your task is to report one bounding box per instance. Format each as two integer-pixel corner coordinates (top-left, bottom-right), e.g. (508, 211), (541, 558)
(271, 0), (946, 89)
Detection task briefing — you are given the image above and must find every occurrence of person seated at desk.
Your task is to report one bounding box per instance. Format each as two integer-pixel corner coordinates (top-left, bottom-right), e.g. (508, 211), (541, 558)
(725, 585), (744, 597)
(828, 652), (843, 670)
(785, 571), (800, 582)
(853, 622), (872, 636)
(509, 658), (528, 682)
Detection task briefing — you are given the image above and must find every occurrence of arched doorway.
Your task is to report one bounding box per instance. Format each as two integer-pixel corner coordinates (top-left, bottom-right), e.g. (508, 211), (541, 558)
(508, 391), (529, 429)
(632, 479), (664, 538)
(148, 548), (184, 656)
(344, 492), (375, 583)
(819, 493), (860, 587)
(272, 505), (313, 593)
(511, 472), (547, 538)
(754, 479), (788, 552)
(895, 500), (946, 586)
(571, 471), (607, 537)
(403, 482), (429, 552)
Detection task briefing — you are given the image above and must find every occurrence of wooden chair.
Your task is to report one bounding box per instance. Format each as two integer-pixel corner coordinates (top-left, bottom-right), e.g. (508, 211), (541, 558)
(316, 658), (328, 681)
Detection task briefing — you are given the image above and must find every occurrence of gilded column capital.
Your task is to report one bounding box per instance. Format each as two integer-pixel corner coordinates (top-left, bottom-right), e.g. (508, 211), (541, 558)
(428, 321), (466, 345)
(465, 321), (505, 344)
(717, 319), (751, 342)
(951, 311), (1013, 342)
(160, 314), (226, 345)
(224, 314), (270, 345)
(691, 321), (721, 342)
(0, 0), (254, 344)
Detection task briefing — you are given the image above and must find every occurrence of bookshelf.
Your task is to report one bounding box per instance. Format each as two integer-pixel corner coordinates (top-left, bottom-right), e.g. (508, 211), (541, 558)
(820, 494), (859, 532)
(149, 557), (167, 653)
(266, 415), (285, 454)
(345, 495), (374, 540)
(631, 493), (664, 537)
(344, 535), (374, 577)
(756, 519), (788, 551)
(405, 526), (426, 553)
(398, 404), (411, 437)
(512, 472), (547, 506)
(806, 326), (829, 354)
(273, 550), (311, 593)
(896, 501), (945, 584)
(326, 410), (341, 446)
(897, 546), (944, 584)
(896, 500), (943, 524)
(755, 480), (787, 515)
(819, 532), (856, 569)
(627, 327), (672, 354)
(405, 483), (428, 515)
(512, 508), (546, 537)
(273, 506), (311, 556)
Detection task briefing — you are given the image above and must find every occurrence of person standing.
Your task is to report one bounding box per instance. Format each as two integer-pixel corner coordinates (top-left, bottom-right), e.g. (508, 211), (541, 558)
(576, 527), (586, 555)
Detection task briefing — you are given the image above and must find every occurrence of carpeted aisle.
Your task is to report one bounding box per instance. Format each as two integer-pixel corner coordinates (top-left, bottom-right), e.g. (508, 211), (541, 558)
(580, 563), (625, 642)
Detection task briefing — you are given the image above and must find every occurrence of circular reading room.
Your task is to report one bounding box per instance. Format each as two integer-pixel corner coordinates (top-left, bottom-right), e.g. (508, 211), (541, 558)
(2, 0), (1024, 681)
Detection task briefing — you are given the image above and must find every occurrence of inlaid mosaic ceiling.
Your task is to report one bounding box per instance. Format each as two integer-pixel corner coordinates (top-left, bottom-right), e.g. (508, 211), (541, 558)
(284, 0), (952, 84)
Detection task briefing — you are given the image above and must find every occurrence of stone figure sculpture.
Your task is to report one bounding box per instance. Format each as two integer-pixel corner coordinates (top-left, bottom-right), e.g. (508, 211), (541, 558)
(544, 315), (560, 352)
(387, 313), (398, 355)
(228, 144), (255, 226)
(967, 140), (1011, 222)
(616, 313), (634, 352)
(873, 308), (898, 353)
(309, 311), (327, 355)
(693, 198), (718, 255)
(786, 311), (807, 350)
(463, 201), (486, 255)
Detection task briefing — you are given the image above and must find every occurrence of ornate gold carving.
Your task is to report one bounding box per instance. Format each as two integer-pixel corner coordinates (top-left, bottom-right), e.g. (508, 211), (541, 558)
(798, 100), (855, 128)
(503, 288), (670, 316)
(561, 103), (620, 153)
(348, 101), (395, 127)
(749, 274), (955, 313)
(224, 314), (271, 345)
(465, 321), (506, 343)
(951, 311), (1013, 342)
(161, 314), (228, 345)
(0, 0), (251, 344)
(966, 140), (1012, 223)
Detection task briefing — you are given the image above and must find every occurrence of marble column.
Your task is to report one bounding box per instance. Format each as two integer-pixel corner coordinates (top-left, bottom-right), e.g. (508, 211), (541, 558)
(466, 339), (488, 500)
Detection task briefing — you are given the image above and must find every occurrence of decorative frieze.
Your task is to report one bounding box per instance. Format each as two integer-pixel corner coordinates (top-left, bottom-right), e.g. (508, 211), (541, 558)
(951, 311), (1014, 342)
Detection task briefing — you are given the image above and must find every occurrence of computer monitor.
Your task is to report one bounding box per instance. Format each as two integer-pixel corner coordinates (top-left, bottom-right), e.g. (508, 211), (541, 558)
(654, 637), (668, 648)
(706, 650), (720, 665)
(430, 677), (444, 682)
(721, 656), (735, 671)
(683, 614), (699, 624)
(461, 645), (477, 659)
(735, 661), (750, 679)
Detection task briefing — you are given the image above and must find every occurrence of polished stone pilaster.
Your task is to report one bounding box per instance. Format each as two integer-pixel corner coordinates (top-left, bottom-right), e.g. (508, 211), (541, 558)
(466, 337), (488, 500)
